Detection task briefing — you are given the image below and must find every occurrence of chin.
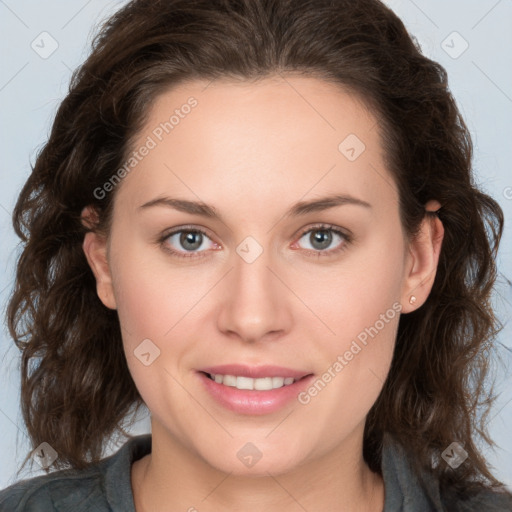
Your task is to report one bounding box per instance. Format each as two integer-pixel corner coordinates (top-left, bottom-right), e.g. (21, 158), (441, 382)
(198, 442), (306, 477)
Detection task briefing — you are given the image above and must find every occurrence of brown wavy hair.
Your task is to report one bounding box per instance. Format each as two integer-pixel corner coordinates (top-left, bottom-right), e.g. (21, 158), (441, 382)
(7, 0), (511, 500)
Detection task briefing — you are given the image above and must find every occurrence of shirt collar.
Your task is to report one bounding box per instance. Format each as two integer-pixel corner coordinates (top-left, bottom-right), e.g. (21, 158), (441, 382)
(381, 431), (443, 511)
(103, 432), (443, 511)
(104, 433), (152, 511)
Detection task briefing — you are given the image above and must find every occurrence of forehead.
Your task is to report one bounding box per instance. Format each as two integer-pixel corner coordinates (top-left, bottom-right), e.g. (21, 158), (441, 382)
(114, 75), (398, 218)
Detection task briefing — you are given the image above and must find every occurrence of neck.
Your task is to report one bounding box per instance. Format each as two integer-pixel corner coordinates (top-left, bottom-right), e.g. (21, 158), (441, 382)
(131, 421), (385, 512)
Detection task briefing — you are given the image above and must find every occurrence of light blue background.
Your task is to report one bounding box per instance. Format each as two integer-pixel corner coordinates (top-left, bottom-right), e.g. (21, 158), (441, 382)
(1, 0), (511, 491)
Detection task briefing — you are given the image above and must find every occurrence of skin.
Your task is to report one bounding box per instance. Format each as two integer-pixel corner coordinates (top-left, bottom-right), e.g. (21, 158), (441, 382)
(82, 75), (444, 512)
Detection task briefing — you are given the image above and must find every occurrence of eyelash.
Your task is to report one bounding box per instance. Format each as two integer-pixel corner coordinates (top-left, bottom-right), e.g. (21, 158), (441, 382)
(157, 223), (352, 260)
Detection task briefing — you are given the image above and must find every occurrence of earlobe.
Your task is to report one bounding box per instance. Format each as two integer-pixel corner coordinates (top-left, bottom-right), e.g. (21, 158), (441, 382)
(401, 200), (444, 313)
(81, 206), (117, 310)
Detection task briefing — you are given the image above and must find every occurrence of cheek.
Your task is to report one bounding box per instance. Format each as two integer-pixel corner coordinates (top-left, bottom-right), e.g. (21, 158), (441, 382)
(107, 249), (179, 405)
(294, 225), (405, 346)
(112, 251), (192, 421)
(110, 235), (180, 338)
(114, 270), (169, 344)
(109, 239), (208, 381)
(292, 228), (404, 416)
(297, 297), (399, 447)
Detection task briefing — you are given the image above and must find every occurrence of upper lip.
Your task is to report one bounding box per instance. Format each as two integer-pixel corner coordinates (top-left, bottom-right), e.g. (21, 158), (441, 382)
(199, 364), (312, 379)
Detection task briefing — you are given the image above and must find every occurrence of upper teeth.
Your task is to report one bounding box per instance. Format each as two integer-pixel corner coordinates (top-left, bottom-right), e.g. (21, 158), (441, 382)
(210, 374), (296, 390)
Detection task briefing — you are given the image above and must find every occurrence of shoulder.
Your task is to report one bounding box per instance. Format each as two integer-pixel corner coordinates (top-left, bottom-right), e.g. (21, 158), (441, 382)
(0, 466), (107, 511)
(0, 434), (152, 512)
(381, 432), (512, 512)
(440, 485), (512, 511)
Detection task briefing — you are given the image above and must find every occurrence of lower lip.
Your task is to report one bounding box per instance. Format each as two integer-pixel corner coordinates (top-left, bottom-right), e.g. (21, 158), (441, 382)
(197, 372), (315, 415)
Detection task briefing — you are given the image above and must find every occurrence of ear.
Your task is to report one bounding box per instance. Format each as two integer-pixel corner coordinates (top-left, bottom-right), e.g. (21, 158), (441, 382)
(81, 206), (117, 310)
(400, 199), (444, 313)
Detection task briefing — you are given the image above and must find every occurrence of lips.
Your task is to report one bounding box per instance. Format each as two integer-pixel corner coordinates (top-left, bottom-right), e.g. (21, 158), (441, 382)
(196, 364), (314, 415)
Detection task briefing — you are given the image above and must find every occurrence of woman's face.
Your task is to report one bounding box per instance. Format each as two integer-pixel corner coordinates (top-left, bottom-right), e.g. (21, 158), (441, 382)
(84, 75), (440, 476)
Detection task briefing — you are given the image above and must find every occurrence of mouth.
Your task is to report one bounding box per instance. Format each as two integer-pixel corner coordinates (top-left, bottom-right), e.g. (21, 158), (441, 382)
(196, 365), (315, 415)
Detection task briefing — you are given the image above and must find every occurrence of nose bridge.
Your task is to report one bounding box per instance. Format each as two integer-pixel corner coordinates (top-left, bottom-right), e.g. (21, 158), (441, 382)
(217, 235), (291, 342)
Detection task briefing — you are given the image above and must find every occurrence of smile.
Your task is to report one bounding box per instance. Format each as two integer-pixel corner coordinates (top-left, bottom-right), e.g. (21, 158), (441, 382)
(197, 366), (314, 415)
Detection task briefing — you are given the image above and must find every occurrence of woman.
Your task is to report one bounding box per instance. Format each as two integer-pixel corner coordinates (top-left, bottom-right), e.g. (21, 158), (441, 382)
(1, 0), (511, 510)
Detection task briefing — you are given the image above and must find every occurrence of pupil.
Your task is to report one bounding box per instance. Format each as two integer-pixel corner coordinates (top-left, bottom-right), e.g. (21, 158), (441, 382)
(181, 231), (202, 250)
(312, 230), (331, 250)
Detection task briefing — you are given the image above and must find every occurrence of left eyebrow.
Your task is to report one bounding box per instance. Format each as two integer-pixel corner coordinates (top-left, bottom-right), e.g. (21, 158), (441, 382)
(284, 194), (372, 218)
(138, 193), (372, 222)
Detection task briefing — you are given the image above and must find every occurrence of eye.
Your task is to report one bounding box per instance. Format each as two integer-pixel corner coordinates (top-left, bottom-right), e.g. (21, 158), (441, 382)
(293, 224), (351, 257)
(158, 226), (219, 259)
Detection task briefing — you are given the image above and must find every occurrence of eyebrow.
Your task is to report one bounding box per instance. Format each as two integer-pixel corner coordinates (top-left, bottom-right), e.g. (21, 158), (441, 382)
(138, 193), (372, 221)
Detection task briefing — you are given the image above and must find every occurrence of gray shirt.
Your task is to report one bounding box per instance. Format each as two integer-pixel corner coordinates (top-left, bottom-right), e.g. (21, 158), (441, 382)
(1, 433), (511, 511)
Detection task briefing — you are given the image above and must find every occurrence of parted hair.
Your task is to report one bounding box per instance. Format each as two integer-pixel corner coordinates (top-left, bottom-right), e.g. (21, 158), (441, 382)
(7, 0), (511, 500)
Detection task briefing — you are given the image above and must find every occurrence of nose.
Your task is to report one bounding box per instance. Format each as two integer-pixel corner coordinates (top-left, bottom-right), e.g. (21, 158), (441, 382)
(216, 243), (293, 344)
